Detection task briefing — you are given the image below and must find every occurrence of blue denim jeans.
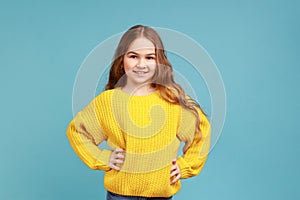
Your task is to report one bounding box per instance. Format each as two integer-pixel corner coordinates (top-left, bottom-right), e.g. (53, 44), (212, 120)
(106, 191), (173, 200)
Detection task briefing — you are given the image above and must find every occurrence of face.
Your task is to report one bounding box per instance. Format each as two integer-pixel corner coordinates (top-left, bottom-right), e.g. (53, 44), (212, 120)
(123, 37), (156, 89)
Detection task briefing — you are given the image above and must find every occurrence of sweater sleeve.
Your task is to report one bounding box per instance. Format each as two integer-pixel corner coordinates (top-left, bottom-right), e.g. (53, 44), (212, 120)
(176, 106), (211, 179)
(66, 96), (112, 171)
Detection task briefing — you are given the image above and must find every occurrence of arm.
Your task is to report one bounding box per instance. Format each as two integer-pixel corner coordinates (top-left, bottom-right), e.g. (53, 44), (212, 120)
(176, 107), (211, 179)
(66, 97), (112, 171)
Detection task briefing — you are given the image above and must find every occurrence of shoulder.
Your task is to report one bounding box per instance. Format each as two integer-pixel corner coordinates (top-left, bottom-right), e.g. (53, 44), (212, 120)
(179, 104), (209, 126)
(94, 89), (115, 102)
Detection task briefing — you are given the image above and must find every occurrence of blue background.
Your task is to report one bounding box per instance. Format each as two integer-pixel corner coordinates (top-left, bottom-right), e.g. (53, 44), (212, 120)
(1, 0), (299, 199)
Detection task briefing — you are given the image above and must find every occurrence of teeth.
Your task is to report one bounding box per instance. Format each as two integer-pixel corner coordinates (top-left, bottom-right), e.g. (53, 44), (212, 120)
(134, 71), (146, 74)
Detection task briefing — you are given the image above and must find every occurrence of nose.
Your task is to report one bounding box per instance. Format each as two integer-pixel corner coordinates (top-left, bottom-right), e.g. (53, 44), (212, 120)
(136, 58), (146, 68)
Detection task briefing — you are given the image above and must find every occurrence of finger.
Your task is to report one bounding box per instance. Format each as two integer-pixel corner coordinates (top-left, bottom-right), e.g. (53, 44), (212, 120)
(114, 159), (124, 164)
(170, 173), (181, 185)
(110, 154), (125, 164)
(170, 165), (177, 171)
(116, 153), (125, 159)
(111, 150), (124, 158)
(115, 148), (125, 153)
(170, 170), (179, 178)
(110, 153), (119, 160)
(112, 165), (121, 171)
(109, 163), (121, 171)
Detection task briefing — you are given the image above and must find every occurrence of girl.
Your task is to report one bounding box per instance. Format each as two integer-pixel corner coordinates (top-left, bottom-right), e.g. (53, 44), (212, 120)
(66, 25), (211, 200)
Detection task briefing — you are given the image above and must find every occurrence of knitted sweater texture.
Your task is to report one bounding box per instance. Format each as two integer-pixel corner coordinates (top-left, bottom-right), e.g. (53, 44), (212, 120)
(66, 88), (211, 197)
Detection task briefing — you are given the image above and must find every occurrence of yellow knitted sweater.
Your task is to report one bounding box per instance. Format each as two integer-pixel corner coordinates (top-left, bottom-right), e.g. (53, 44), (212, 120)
(66, 88), (211, 198)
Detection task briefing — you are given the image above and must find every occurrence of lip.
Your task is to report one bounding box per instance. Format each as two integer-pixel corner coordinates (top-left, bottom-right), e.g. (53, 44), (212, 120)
(133, 70), (148, 74)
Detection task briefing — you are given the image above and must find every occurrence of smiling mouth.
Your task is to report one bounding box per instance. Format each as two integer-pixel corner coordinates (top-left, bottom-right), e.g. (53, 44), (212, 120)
(133, 70), (148, 74)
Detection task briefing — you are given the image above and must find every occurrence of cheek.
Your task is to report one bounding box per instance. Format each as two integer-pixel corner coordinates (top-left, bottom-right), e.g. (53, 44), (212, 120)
(149, 62), (157, 71)
(124, 66), (131, 74)
(123, 58), (134, 71)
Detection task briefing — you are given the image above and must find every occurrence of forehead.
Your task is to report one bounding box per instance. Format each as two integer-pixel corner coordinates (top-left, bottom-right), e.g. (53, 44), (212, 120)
(127, 37), (155, 53)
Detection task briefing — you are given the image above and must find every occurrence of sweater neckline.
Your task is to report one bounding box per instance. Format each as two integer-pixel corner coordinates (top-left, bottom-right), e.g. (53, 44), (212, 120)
(115, 87), (159, 98)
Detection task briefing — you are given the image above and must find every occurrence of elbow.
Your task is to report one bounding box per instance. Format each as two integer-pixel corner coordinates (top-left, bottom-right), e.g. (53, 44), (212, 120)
(179, 157), (208, 179)
(66, 120), (77, 139)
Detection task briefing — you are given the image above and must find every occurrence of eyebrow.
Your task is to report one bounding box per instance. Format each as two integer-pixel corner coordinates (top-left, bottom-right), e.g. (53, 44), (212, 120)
(126, 51), (156, 56)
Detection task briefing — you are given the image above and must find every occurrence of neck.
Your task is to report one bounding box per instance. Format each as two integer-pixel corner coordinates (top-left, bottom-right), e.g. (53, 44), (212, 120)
(121, 83), (155, 96)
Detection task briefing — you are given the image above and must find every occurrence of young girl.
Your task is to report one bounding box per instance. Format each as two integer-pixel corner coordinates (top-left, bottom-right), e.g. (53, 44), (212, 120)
(66, 25), (211, 200)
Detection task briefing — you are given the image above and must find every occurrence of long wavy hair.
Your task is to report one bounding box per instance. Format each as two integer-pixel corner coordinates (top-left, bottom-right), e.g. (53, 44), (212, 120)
(105, 25), (206, 140)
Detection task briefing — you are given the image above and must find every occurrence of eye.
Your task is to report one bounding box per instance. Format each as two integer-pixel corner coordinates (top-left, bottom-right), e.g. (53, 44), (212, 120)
(129, 55), (137, 59)
(146, 56), (155, 60)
